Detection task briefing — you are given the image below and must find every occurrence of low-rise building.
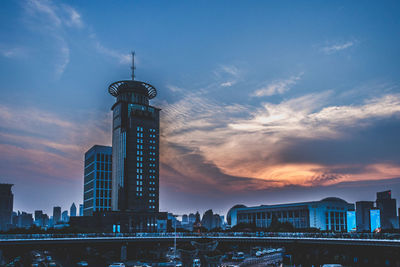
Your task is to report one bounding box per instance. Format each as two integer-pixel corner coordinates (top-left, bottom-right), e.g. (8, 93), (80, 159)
(228, 197), (354, 232)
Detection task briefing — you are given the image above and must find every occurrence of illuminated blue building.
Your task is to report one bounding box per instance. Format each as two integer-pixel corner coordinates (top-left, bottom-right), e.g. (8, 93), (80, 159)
(347, 210), (356, 232)
(228, 197), (354, 232)
(370, 209), (381, 232)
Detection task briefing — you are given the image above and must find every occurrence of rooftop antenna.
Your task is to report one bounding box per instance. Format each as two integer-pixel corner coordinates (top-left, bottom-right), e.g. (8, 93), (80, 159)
(131, 51), (135, 80)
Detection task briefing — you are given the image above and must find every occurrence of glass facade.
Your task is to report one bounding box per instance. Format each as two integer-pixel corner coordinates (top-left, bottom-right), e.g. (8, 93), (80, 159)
(347, 210), (356, 232)
(370, 209), (381, 232)
(233, 197), (354, 232)
(83, 145), (112, 216)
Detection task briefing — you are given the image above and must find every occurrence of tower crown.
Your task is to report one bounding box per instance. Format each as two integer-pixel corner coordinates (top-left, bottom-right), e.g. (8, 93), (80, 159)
(108, 80), (157, 99)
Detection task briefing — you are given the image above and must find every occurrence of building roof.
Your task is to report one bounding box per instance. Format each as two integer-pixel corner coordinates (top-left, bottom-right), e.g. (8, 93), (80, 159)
(108, 80), (157, 99)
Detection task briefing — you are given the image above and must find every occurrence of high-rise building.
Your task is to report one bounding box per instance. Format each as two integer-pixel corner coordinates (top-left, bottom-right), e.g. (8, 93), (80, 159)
(34, 210), (44, 227)
(34, 210), (43, 221)
(79, 204), (83, 216)
(62, 210), (69, 222)
(70, 53), (167, 233)
(109, 53), (159, 212)
(376, 190), (397, 229)
(83, 145), (112, 216)
(182, 214), (188, 224)
(356, 201), (374, 232)
(15, 211), (33, 228)
(188, 213), (196, 224)
(0, 184), (13, 231)
(53, 206), (61, 224)
(70, 203), (77, 217)
(370, 208), (381, 232)
(201, 210), (213, 230)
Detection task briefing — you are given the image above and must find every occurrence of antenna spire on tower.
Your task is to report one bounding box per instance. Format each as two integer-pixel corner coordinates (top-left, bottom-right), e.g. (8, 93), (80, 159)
(131, 51), (135, 80)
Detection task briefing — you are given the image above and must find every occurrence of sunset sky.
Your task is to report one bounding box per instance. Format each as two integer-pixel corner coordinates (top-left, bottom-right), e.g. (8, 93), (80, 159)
(1, 0), (400, 217)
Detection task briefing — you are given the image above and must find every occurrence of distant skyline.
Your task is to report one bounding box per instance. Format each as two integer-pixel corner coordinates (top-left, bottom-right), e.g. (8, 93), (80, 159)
(1, 0), (400, 216)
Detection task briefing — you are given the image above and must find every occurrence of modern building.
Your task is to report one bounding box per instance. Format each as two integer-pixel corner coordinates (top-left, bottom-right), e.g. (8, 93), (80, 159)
(70, 203), (77, 217)
(79, 204), (83, 216)
(13, 211), (33, 228)
(346, 210), (356, 232)
(356, 201), (374, 232)
(83, 145), (112, 216)
(34, 210), (47, 227)
(370, 208), (381, 232)
(182, 214), (188, 224)
(61, 210), (69, 222)
(53, 206), (61, 224)
(0, 184), (13, 231)
(227, 204), (247, 227)
(229, 197), (354, 232)
(376, 190), (397, 229)
(188, 213), (196, 224)
(109, 53), (160, 213)
(201, 209), (223, 230)
(71, 54), (166, 233)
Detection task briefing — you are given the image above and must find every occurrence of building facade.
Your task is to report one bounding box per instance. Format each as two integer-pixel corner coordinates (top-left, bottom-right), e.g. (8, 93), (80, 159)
(376, 190), (398, 229)
(70, 203), (77, 217)
(62, 210), (69, 222)
(0, 184), (13, 231)
(229, 197), (354, 232)
(53, 206), (61, 224)
(109, 62), (159, 213)
(356, 201), (374, 232)
(83, 145), (112, 216)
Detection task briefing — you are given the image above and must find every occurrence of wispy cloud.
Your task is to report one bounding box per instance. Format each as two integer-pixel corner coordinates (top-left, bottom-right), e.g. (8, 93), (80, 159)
(93, 39), (131, 64)
(0, 104), (111, 181)
(25, 0), (62, 27)
(166, 85), (185, 93)
(25, 0), (84, 29)
(214, 64), (241, 87)
(0, 46), (25, 58)
(252, 73), (303, 97)
(62, 4), (83, 28)
(22, 0), (86, 77)
(20, 0), (131, 75)
(160, 85), (400, 192)
(321, 41), (355, 54)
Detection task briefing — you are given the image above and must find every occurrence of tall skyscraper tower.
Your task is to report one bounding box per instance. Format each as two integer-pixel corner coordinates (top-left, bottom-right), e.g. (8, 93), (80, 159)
(376, 190), (398, 229)
(83, 145), (112, 216)
(53, 206), (61, 224)
(0, 184), (13, 231)
(109, 53), (159, 213)
(70, 203), (77, 217)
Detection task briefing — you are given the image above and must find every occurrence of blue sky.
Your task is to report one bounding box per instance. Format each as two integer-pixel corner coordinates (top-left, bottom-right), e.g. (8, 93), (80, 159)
(1, 0), (400, 217)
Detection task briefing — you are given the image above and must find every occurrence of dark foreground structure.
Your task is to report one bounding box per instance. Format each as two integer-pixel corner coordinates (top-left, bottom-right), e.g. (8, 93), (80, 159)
(1, 235), (400, 266)
(0, 184), (13, 231)
(69, 211), (167, 233)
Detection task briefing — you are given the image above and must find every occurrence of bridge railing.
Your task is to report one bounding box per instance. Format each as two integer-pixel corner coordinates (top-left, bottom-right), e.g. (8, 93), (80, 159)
(1, 232), (400, 241)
